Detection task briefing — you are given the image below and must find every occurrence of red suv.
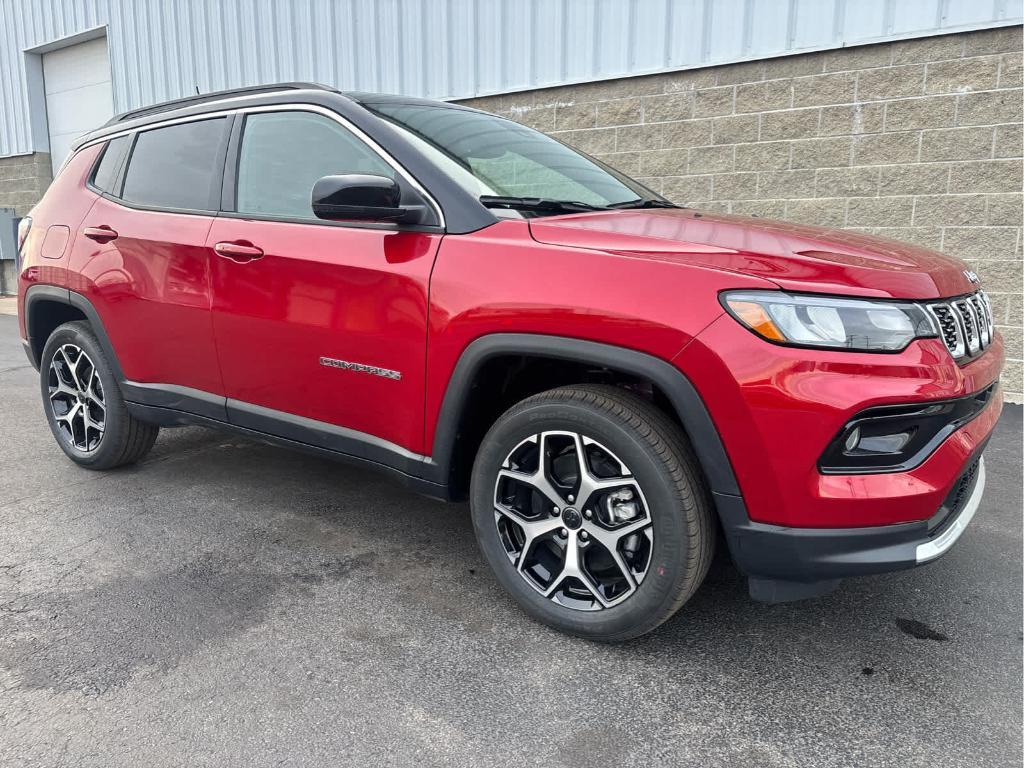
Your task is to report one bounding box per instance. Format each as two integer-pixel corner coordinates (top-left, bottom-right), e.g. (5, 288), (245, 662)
(17, 83), (1003, 640)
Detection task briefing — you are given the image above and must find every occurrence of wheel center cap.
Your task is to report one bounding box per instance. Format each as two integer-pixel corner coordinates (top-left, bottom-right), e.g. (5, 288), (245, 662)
(561, 507), (582, 530)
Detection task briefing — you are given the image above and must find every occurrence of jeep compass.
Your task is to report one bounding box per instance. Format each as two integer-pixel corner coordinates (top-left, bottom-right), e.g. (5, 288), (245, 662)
(18, 83), (1003, 640)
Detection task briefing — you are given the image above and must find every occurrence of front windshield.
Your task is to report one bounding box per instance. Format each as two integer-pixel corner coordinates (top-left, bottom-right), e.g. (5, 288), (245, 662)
(364, 101), (663, 211)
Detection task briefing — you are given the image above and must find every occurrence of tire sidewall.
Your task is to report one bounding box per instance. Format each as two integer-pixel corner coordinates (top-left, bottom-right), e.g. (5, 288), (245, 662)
(39, 323), (128, 468)
(471, 397), (694, 639)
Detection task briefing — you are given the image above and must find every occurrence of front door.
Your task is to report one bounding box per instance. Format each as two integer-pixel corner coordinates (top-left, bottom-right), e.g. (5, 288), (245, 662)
(207, 109), (442, 456)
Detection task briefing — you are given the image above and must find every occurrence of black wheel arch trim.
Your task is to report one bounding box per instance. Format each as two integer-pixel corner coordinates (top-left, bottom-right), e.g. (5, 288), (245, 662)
(429, 333), (743, 499)
(24, 285), (127, 381)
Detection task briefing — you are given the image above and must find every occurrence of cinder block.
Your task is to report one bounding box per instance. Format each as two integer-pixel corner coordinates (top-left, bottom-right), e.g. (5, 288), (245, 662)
(711, 114), (759, 144)
(555, 103), (596, 131)
(688, 145), (734, 174)
(925, 57), (1000, 94)
(920, 126), (995, 162)
(948, 159), (1023, 193)
(816, 166), (881, 197)
(661, 119), (713, 149)
(891, 34), (964, 65)
(878, 164), (950, 195)
(956, 90), (1023, 127)
(858, 65), (926, 101)
(642, 92), (693, 123)
(792, 72), (856, 108)
(757, 169), (816, 198)
(785, 198), (847, 227)
(693, 87), (735, 118)
(986, 193), (1024, 227)
(641, 149), (687, 176)
(712, 172), (759, 200)
(884, 96), (957, 131)
(942, 226), (1021, 258)
(846, 196), (914, 226)
(963, 26), (1024, 57)
(596, 98), (641, 127)
(820, 103), (884, 136)
(735, 80), (792, 113)
(853, 133), (920, 165)
(913, 195), (988, 227)
(661, 175), (713, 204)
(616, 123), (666, 152)
(760, 108), (820, 140)
(791, 136), (853, 169)
(736, 141), (792, 170)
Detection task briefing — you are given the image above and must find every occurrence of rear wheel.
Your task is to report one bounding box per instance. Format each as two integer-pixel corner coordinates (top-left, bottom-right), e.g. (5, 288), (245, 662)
(40, 321), (158, 470)
(470, 384), (715, 641)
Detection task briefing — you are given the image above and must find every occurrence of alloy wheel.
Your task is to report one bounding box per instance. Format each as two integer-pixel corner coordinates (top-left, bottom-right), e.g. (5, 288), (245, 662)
(493, 431), (654, 611)
(47, 344), (105, 452)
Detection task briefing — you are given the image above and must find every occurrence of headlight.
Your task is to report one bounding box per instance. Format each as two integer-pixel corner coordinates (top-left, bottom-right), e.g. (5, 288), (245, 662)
(721, 290), (938, 352)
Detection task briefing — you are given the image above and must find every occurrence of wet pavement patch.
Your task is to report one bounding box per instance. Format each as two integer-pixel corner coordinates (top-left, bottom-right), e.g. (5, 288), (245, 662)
(895, 618), (950, 641)
(0, 554), (283, 696)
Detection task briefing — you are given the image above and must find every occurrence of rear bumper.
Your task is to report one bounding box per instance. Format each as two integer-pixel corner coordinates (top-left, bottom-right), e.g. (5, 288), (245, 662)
(720, 451), (988, 603)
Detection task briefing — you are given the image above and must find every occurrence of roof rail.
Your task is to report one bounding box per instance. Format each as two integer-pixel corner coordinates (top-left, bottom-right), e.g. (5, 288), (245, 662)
(103, 82), (337, 126)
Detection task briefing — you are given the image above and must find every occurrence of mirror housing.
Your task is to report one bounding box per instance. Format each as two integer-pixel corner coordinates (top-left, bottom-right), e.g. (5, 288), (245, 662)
(311, 174), (426, 224)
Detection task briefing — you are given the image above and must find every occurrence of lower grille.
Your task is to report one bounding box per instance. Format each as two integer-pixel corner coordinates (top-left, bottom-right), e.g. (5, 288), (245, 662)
(929, 458), (982, 535)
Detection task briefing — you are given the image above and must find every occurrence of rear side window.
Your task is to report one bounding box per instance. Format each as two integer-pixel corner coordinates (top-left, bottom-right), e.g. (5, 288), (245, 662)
(91, 135), (130, 194)
(235, 111), (394, 219)
(121, 118), (227, 210)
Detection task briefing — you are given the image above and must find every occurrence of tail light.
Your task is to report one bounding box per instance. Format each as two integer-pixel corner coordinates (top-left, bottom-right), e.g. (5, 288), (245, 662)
(17, 215), (32, 254)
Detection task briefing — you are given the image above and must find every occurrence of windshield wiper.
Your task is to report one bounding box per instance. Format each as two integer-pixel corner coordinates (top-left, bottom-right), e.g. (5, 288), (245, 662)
(607, 198), (683, 210)
(479, 196), (609, 214)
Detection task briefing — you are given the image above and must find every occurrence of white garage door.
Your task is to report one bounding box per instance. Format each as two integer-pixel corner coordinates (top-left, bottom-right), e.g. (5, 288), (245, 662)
(43, 36), (114, 177)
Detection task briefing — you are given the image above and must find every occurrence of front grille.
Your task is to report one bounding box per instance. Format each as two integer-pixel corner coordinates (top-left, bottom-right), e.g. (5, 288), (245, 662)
(926, 291), (994, 362)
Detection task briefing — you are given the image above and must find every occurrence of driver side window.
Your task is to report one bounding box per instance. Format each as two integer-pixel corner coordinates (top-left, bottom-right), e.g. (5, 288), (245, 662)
(236, 111), (395, 220)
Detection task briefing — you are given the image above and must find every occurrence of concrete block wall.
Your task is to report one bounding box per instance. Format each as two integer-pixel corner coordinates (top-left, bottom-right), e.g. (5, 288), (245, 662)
(0, 153), (51, 217)
(459, 26), (1024, 401)
(0, 153), (50, 294)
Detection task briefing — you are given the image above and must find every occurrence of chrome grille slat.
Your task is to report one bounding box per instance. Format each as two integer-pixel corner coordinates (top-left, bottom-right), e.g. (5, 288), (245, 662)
(926, 290), (994, 363)
(970, 295), (989, 346)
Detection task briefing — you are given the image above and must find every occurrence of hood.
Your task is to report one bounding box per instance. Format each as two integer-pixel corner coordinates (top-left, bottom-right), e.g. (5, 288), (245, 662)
(528, 209), (979, 300)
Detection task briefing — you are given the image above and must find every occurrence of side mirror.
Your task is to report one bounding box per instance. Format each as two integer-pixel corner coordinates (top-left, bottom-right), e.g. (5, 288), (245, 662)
(311, 174), (425, 224)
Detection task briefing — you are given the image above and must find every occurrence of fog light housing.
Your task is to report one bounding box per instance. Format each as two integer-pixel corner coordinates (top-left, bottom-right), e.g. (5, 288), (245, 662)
(819, 383), (997, 474)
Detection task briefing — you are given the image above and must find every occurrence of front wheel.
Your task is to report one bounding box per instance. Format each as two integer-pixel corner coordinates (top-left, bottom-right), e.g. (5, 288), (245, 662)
(470, 385), (715, 641)
(40, 321), (159, 470)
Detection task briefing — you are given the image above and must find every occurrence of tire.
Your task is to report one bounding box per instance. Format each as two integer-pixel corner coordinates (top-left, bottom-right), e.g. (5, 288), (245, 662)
(39, 321), (159, 470)
(470, 384), (715, 642)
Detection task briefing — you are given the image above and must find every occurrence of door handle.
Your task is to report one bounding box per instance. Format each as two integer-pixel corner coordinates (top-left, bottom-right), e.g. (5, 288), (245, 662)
(214, 241), (264, 263)
(83, 225), (118, 243)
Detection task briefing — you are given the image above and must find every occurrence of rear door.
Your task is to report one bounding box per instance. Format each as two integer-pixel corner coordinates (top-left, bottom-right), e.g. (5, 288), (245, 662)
(206, 108), (442, 455)
(72, 117), (230, 412)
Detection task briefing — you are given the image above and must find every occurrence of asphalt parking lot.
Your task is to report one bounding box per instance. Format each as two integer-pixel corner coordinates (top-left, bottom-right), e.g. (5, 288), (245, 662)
(0, 309), (1020, 768)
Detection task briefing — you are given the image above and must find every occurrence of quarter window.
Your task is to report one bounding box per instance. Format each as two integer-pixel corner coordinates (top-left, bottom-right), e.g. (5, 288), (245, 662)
(91, 135), (130, 194)
(121, 118), (227, 210)
(236, 111), (395, 219)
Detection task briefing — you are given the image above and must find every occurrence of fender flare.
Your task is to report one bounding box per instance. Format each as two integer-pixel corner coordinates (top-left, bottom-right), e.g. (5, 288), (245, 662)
(23, 285), (127, 381)
(429, 333), (742, 499)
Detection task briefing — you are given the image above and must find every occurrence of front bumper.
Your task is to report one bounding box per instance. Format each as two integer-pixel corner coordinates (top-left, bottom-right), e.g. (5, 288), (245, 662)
(720, 452), (988, 603)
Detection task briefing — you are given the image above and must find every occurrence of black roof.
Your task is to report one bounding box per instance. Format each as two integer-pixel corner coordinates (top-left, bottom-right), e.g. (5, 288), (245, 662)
(102, 82), (475, 130)
(103, 82), (340, 126)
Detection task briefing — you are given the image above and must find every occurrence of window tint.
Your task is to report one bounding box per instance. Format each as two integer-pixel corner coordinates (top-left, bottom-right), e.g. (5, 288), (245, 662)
(367, 103), (655, 209)
(121, 118), (226, 210)
(91, 135), (130, 194)
(236, 111), (394, 219)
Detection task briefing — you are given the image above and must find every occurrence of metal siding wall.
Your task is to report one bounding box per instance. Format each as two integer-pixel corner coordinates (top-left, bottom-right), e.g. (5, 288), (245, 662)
(1, 0), (1021, 156)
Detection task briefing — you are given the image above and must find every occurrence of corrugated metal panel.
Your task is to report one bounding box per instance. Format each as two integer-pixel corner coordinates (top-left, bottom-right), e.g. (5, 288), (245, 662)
(1, 0), (1021, 157)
